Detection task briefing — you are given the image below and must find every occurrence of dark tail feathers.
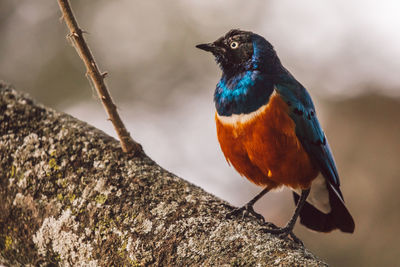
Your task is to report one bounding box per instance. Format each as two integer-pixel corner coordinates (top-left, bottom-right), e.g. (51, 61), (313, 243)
(293, 183), (355, 233)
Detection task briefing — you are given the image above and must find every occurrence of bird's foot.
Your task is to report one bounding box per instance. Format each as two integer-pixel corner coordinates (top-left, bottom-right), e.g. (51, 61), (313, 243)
(226, 204), (265, 224)
(261, 226), (304, 246)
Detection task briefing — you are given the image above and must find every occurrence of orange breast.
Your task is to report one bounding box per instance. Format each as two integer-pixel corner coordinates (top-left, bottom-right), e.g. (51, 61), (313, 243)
(215, 93), (318, 189)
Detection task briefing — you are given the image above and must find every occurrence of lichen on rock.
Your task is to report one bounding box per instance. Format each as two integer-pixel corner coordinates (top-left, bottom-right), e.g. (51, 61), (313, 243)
(0, 81), (327, 266)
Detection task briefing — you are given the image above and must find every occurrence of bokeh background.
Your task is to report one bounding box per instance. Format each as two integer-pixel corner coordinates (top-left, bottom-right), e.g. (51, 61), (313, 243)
(1, 0), (400, 265)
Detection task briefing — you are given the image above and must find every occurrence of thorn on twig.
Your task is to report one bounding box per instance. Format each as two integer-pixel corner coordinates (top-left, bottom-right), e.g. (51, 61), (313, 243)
(66, 32), (78, 39)
(65, 34), (75, 47)
(57, 0), (142, 157)
(101, 72), (108, 78)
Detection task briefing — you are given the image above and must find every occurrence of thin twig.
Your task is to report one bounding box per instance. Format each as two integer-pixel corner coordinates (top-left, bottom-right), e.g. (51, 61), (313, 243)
(57, 0), (142, 156)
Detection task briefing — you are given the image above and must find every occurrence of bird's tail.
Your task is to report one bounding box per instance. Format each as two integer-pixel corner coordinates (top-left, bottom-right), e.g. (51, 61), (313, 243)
(293, 183), (355, 233)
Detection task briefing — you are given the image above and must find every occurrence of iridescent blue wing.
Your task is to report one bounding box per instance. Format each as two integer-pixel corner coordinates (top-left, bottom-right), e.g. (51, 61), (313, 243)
(274, 71), (341, 191)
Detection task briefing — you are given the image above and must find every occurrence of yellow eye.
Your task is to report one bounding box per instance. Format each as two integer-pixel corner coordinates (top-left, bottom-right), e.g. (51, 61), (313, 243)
(230, 41), (239, 49)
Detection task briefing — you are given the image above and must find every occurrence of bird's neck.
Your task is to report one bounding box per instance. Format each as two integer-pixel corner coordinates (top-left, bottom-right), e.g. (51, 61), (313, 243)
(214, 70), (275, 116)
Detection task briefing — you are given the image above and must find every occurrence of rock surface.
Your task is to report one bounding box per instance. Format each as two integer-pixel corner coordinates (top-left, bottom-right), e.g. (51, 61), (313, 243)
(0, 82), (327, 266)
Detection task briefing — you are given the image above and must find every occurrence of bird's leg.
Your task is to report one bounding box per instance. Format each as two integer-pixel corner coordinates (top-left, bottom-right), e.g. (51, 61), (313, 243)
(262, 188), (310, 244)
(226, 187), (271, 224)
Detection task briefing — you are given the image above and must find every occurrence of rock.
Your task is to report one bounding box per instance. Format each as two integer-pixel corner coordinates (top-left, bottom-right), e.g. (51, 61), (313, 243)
(0, 81), (327, 266)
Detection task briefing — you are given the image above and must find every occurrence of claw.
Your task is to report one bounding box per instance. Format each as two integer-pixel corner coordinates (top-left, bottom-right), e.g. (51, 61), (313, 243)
(262, 221), (278, 229)
(226, 204), (266, 224)
(261, 226), (304, 246)
(288, 232), (303, 246)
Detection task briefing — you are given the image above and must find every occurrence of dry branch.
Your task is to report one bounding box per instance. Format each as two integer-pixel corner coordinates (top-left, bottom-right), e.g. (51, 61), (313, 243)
(57, 0), (142, 156)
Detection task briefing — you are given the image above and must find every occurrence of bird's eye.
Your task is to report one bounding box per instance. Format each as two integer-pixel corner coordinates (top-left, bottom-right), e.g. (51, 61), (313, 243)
(230, 41), (239, 49)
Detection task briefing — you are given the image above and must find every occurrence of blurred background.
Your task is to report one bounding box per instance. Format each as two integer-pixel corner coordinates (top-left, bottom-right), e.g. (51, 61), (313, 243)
(1, 0), (399, 265)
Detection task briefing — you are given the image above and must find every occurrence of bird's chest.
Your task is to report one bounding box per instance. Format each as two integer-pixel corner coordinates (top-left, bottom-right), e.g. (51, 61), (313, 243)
(215, 93), (295, 159)
(215, 93), (317, 188)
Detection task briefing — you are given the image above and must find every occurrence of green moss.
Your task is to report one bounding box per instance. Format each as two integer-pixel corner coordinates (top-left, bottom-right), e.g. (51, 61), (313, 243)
(95, 194), (107, 205)
(68, 193), (76, 203)
(10, 165), (16, 178)
(131, 260), (141, 267)
(48, 158), (59, 171)
(54, 253), (61, 262)
(114, 237), (142, 266)
(117, 240), (128, 258)
(9, 165), (24, 181)
(124, 254), (142, 266)
(5, 235), (12, 250)
(57, 193), (64, 201)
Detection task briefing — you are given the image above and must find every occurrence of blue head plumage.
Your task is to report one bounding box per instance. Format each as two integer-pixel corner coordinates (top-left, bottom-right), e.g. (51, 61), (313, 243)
(196, 29), (283, 116)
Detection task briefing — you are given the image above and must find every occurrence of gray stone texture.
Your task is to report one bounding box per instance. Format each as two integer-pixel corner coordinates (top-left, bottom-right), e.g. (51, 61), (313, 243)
(0, 82), (327, 266)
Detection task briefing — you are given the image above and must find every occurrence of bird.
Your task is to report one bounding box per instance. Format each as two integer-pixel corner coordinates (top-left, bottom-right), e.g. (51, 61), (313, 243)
(196, 29), (355, 241)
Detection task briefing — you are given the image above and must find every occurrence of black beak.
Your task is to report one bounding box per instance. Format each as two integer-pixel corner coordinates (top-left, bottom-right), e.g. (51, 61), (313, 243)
(196, 42), (225, 55)
(196, 43), (216, 52)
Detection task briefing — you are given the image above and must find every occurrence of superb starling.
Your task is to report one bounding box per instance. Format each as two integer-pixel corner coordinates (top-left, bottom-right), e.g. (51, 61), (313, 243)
(196, 29), (354, 242)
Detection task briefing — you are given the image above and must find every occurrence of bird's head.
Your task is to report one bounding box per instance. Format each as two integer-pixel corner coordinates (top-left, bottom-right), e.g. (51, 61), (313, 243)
(196, 29), (280, 75)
